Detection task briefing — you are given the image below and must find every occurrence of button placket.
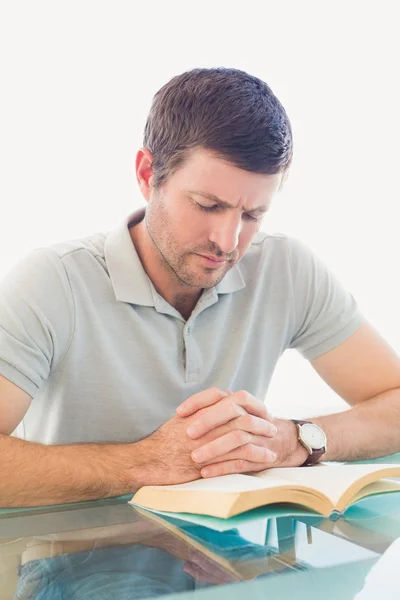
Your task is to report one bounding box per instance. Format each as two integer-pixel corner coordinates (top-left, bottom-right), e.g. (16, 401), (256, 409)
(183, 321), (197, 383)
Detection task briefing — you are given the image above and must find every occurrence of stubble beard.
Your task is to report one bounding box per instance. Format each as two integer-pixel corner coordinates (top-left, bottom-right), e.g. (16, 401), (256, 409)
(145, 198), (234, 289)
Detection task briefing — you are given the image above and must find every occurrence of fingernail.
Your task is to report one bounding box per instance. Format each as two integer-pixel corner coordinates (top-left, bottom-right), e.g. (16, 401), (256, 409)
(271, 425), (278, 436)
(202, 468), (210, 477)
(176, 404), (185, 415)
(270, 452), (277, 462)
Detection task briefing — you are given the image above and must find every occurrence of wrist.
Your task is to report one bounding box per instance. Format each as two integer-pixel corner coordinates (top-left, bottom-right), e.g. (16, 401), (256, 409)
(270, 417), (309, 467)
(113, 439), (157, 490)
(122, 434), (176, 488)
(96, 440), (154, 494)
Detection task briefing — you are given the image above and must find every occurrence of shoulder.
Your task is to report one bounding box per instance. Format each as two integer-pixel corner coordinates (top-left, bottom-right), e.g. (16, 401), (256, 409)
(48, 231), (108, 265)
(236, 232), (324, 296)
(243, 230), (315, 269)
(1, 231), (109, 296)
(31, 231), (110, 282)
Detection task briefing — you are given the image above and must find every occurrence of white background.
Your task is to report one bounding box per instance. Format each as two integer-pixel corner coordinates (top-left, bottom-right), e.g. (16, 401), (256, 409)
(1, 1), (399, 417)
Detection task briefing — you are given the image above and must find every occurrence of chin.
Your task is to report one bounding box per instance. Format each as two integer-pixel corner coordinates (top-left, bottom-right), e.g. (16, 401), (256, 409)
(195, 272), (226, 288)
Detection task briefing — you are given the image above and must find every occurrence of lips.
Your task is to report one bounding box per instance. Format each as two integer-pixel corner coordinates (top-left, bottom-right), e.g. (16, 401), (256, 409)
(196, 253), (228, 268)
(198, 254), (226, 263)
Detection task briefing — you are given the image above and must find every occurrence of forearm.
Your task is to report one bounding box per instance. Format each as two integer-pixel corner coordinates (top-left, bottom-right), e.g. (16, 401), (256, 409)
(312, 387), (400, 462)
(0, 434), (151, 507)
(271, 388), (400, 466)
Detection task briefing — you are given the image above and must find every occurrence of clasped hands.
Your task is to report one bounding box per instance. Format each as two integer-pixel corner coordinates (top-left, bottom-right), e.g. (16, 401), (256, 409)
(178, 388), (278, 478)
(146, 387), (299, 485)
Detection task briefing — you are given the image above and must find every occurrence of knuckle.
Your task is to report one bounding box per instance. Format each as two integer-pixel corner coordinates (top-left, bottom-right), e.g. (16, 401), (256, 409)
(262, 447), (272, 462)
(233, 402), (247, 417)
(241, 414), (256, 430)
(228, 400), (243, 417)
(215, 464), (225, 476)
(210, 387), (222, 395)
(233, 430), (250, 445)
(234, 459), (248, 472)
(196, 407), (207, 418)
(209, 463), (221, 476)
(232, 430), (243, 444)
(268, 423), (278, 437)
(264, 420), (274, 435)
(244, 444), (256, 460)
(236, 390), (249, 402)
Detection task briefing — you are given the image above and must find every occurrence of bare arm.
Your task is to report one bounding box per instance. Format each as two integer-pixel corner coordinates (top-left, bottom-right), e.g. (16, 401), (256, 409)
(178, 323), (400, 473)
(309, 322), (400, 461)
(0, 375), (153, 507)
(1, 378), (279, 506)
(0, 434), (144, 507)
(272, 323), (400, 466)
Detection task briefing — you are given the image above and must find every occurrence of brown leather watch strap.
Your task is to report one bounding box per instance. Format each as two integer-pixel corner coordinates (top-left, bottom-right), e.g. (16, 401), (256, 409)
(301, 447), (325, 466)
(291, 419), (326, 466)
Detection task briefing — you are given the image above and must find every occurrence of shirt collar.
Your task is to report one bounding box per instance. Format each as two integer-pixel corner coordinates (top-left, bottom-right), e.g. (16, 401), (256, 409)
(104, 209), (246, 306)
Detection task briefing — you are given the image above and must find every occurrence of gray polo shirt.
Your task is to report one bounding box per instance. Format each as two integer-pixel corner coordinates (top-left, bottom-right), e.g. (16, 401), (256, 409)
(0, 210), (363, 444)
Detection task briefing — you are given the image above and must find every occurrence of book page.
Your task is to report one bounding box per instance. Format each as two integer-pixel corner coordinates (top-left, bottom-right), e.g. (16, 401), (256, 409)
(255, 464), (400, 505)
(350, 479), (400, 504)
(150, 473), (286, 493)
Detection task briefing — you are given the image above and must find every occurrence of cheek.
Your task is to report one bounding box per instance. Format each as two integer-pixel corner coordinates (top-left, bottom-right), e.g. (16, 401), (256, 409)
(178, 210), (208, 241)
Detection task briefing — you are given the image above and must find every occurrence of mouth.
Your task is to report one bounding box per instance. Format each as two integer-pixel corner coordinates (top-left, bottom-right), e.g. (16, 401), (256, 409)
(196, 254), (227, 268)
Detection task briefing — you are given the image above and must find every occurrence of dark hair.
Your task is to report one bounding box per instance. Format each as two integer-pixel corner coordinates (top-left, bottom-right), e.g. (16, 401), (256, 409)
(143, 67), (293, 189)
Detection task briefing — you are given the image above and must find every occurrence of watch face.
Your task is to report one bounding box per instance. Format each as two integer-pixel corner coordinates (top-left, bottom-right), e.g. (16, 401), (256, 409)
(300, 423), (326, 449)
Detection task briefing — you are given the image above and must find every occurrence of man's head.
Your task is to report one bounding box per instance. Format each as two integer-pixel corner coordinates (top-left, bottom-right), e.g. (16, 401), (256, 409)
(135, 67), (292, 291)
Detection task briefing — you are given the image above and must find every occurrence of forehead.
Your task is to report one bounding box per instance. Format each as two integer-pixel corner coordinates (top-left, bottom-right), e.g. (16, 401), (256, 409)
(168, 148), (283, 210)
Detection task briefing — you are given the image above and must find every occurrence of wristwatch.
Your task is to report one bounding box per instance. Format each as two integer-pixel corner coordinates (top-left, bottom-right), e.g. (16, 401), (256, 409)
(291, 419), (327, 466)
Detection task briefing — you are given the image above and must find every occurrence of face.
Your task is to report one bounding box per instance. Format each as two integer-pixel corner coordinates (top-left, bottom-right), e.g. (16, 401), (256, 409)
(142, 148), (283, 290)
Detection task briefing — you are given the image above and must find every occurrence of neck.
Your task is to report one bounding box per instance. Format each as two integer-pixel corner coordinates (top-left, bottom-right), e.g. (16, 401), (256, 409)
(129, 219), (202, 319)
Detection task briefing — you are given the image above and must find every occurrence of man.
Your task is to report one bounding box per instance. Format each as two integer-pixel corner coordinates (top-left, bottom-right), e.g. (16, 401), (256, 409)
(1, 68), (400, 508)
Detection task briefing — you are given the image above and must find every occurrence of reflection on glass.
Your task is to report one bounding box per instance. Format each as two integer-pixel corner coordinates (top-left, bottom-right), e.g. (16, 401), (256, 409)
(3, 494), (400, 599)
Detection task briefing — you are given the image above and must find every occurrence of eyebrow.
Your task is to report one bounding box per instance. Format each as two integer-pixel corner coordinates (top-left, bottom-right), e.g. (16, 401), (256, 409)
(188, 191), (269, 214)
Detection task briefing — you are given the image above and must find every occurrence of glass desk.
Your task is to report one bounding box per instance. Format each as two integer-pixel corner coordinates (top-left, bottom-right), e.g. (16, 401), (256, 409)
(1, 455), (400, 599)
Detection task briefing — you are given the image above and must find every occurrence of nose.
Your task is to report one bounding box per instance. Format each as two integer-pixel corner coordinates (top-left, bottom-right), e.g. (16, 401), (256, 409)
(208, 213), (242, 255)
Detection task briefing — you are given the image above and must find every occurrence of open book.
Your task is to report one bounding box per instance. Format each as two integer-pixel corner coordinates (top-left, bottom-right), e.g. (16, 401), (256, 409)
(130, 463), (400, 519)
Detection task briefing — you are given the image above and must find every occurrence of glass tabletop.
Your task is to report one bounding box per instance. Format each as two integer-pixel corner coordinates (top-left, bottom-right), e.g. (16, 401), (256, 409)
(1, 455), (400, 599)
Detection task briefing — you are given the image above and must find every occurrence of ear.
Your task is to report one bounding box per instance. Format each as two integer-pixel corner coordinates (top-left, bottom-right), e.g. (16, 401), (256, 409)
(135, 148), (155, 201)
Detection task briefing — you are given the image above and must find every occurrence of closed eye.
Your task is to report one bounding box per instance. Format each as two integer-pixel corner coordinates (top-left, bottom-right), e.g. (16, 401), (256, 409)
(197, 204), (220, 213)
(242, 213), (260, 222)
(197, 203), (261, 222)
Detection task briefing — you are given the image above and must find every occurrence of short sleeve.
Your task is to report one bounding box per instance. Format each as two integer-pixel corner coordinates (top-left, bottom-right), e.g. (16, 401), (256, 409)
(0, 249), (74, 397)
(288, 238), (364, 360)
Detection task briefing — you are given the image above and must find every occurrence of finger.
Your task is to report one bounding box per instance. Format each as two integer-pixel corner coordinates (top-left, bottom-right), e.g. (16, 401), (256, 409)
(192, 431), (274, 463)
(187, 394), (271, 439)
(201, 456), (276, 478)
(176, 388), (228, 417)
(192, 430), (252, 463)
(197, 414), (278, 448)
(225, 414), (277, 438)
(187, 397), (276, 440)
(203, 442), (277, 465)
(187, 399), (247, 439)
(229, 390), (270, 420)
(192, 432), (276, 466)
